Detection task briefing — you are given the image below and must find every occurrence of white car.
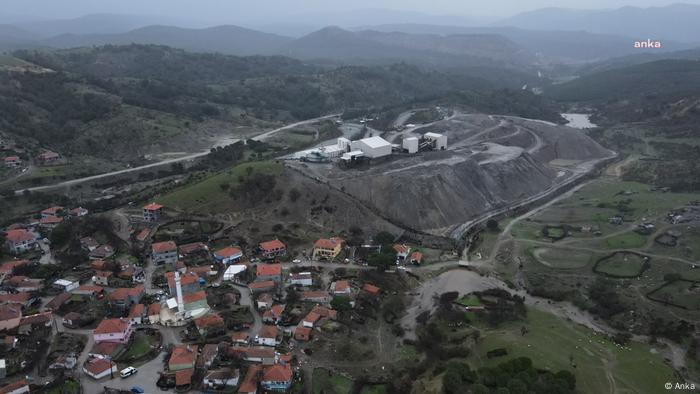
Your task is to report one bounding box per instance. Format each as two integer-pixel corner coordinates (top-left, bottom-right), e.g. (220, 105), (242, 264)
(120, 366), (138, 378)
(292, 259), (301, 264)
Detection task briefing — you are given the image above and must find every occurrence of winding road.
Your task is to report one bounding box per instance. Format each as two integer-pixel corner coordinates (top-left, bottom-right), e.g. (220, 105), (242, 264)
(16, 114), (340, 194)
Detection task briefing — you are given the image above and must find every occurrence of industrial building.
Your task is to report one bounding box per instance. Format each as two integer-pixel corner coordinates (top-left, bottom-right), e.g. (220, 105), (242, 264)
(402, 137), (419, 154)
(423, 132), (448, 150)
(350, 136), (392, 158)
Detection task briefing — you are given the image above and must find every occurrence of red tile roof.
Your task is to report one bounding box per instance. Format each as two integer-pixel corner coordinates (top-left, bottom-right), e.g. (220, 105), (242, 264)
(263, 363), (292, 383)
(108, 286), (144, 301)
(91, 342), (121, 357)
(76, 285), (104, 293)
(5, 229), (34, 243)
(175, 368), (194, 386)
(19, 311), (51, 326)
(148, 303), (161, 316)
(94, 318), (130, 335)
(256, 263), (281, 277)
(0, 304), (22, 321)
(41, 206), (64, 215)
(0, 380), (29, 394)
(248, 280), (275, 290)
(0, 292), (31, 304)
(214, 246), (242, 258)
(314, 237), (344, 249)
(194, 313), (224, 329)
(169, 345), (198, 368)
(239, 365), (262, 393)
(301, 291), (329, 300)
(311, 305), (337, 319)
(231, 331), (250, 342)
(363, 283), (381, 295)
(3, 156), (20, 162)
(182, 291), (207, 304)
(295, 326), (312, 341)
(128, 304), (145, 317)
(179, 242), (207, 255)
(84, 358), (115, 376)
(152, 241), (177, 254)
(0, 259), (29, 274)
(136, 229), (150, 242)
(144, 203), (163, 210)
(393, 244), (409, 254)
(410, 251), (423, 262)
(94, 270), (113, 278)
(333, 280), (350, 293)
(165, 271), (199, 289)
(259, 239), (285, 252)
(303, 312), (320, 324)
(40, 215), (63, 224)
(257, 325), (278, 339)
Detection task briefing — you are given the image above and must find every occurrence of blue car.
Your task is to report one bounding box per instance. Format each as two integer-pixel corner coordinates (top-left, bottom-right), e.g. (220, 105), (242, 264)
(131, 387), (145, 393)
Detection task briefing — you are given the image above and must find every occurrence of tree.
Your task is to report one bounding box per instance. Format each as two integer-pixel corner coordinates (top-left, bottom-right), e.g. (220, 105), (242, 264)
(486, 219), (500, 232)
(374, 231), (395, 245)
(330, 296), (352, 312)
(367, 252), (394, 270)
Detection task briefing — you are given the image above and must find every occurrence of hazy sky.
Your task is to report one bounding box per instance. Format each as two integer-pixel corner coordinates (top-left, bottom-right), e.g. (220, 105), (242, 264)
(3, 0), (698, 23)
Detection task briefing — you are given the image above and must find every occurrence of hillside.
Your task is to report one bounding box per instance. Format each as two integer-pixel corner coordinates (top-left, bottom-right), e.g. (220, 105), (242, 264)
(0, 45), (562, 169)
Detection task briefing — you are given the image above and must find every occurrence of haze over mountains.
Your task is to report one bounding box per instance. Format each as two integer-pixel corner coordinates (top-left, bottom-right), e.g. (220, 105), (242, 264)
(1, 3), (699, 66)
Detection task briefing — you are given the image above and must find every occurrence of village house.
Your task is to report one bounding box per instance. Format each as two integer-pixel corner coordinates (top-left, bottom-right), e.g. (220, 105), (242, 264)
(72, 285), (105, 300)
(194, 313), (225, 337)
(312, 305), (338, 320)
(261, 364), (293, 391)
(5, 276), (42, 292)
(39, 215), (63, 229)
(169, 345), (198, 371)
(53, 278), (79, 292)
(179, 242), (208, 258)
(88, 245), (115, 260)
(228, 346), (277, 365)
(300, 291), (331, 305)
(143, 203), (164, 222)
(213, 246), (243, 265)
(166, 271), (201, 295)
(62, 312), (82, 329)
(312, 237), (344, 260)
(302, 312), (319, 328)
(231, 331), (250, 345)
(0, 292), (33, 307)
(393, 244), (411, 260)
(289, 272), (313, 286)
(248, 280), (276, 294)
(256, 293), (273, 310)
(198, 343), (219, 369)
(255, 325), (280, 347)
(152, 241), (178, 266)
(294, 326), (312, 341)
(37, 151), (60, 166)
(4, 229), (37, 254)
(410, 251), (423, 265)
(330, 280), (352, 296)
(93, 271), (113, 286)
(0, 304), (22, 332)
(203, 368), (240, 390)
(0, 259), (29, 275)
(262, 304), (285, 325)
(83, 357), (117, 380)
(3, 156), (21, 168)
(40, 206), (64, 219)
(108, 286), (145, 312)
(93, 318), (133, 344)
(363, 283), (381, 296)
(128, 304), (146, 324)
(239, 365), (263, 394)
(256, 263), (282, 283)
(182, 291), (209, 312)
(148, 303), (161, 324)
(258, 239), (286, 259)
(18, 312), (52, 335)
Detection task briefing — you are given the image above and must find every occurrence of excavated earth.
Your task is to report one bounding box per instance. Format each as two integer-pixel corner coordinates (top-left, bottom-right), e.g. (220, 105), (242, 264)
(289, 112), (614, 235)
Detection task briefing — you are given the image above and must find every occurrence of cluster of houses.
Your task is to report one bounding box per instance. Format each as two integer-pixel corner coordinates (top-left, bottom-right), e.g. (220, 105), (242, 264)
(3, 150), (61, 170)
(4, 205), (88, 254)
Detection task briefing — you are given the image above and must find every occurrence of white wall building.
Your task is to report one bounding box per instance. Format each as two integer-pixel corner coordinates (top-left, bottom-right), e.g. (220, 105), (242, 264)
(424, 132), (447, 150)
(350, 136), (392, 158)
(402, 137), (419, 154)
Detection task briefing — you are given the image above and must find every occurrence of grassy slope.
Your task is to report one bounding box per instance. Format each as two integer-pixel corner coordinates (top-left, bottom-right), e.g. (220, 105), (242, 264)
(469, 308), (676, 394)
(157, 161), (283, 213)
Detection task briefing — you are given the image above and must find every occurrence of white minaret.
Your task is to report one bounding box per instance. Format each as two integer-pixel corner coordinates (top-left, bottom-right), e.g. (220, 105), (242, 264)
(175, 271), (185, 314)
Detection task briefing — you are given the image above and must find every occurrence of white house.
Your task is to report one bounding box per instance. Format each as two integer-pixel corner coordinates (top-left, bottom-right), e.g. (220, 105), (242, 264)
(255, 325), (279, 347)
(53, 279), (79, 292)
(289, 272), (313, 286)
(203, 368), (240, 389)
(350, 136), (392, 158)
(93, 318), (134, 344)
(4, 229), (37, 254)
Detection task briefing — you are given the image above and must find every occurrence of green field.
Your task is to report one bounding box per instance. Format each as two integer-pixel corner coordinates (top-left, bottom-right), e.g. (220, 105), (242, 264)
(531, 247), (595, 269)
(0, 55), (32, 67)
(313, 368), (353, 394)
(158, 161), (282, 212)
(360, 384), (388, 394)
(594, 252), (647, 278)
(457, 295), (482, 307)
(605, 231), (648, 249)
(469, 308), (676, 394)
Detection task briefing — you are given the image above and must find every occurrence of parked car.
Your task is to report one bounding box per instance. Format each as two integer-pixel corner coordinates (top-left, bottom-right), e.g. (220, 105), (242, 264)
(131, 387), (145, 393)
(120, 366), (138, 378)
